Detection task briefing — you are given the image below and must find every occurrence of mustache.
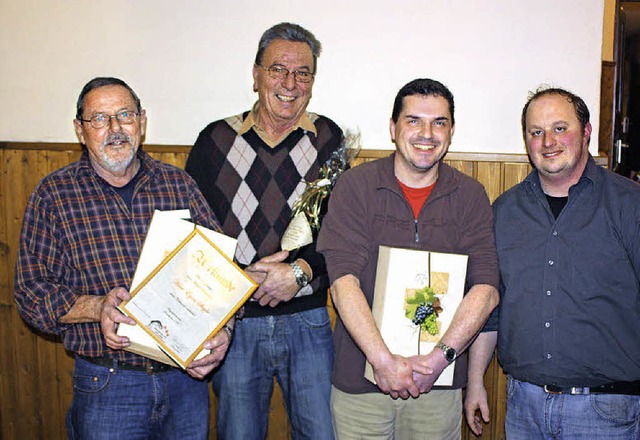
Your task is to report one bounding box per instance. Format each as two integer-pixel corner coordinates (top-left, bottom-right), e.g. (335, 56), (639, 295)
(104, 132), (132, 145)
(410, 136), (440, 146)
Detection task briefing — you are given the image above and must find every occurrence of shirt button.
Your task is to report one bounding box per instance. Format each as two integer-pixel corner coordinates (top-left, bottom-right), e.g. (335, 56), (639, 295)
(552, 230), (558, 236)
(545, 322), (550, 328)
(549, 260), (554, 266)
(546, 290), (551, 296)
(546, 353), (552, 359)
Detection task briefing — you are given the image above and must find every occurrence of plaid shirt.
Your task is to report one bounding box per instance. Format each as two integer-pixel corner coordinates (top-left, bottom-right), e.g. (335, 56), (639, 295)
(14, 149), (221, 365)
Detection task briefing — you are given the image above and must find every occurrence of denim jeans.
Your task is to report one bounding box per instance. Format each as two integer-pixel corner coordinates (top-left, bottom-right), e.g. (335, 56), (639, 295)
(506, 376), (640, 439)
(66, 356), (209, 439)
(211, 307), (334, 440)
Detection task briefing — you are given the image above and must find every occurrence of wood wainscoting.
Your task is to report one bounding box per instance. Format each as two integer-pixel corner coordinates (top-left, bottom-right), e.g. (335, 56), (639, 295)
(2, 141), (589, 440)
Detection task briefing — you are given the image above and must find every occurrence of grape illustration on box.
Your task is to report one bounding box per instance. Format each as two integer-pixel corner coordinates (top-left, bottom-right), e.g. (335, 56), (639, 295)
(404, 271), (449, 353)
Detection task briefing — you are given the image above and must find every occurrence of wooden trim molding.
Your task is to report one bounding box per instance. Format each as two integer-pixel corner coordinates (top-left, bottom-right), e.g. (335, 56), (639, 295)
(0, 141), (608, 166)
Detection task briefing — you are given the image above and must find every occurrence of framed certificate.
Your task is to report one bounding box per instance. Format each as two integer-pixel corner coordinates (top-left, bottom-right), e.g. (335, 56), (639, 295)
(364, 246), (468, 387)
(118, 228), (257, 369)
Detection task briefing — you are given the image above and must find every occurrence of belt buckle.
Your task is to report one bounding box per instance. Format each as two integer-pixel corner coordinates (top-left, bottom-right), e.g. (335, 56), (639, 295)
(543, 385), (590, 395)
(569, 387), (590, 395)
(543, 385), (562, 394)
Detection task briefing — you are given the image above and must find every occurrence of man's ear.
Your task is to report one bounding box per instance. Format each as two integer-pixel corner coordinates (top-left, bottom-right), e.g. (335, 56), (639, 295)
(73, 119), (85, 145)
(583, 121), (592, 148)
(139, 109), (147, 137)
(389, 118), (396, 143)
(252, 65), (259, 92)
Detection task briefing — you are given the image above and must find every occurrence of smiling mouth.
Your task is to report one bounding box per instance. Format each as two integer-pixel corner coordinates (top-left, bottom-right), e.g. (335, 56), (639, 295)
(105, 140), (131, 150)
(276, 94), (296, 102)
(542, 150), (562, 158)
(105, 133), (131, 147)
(413, 143), (436, 151)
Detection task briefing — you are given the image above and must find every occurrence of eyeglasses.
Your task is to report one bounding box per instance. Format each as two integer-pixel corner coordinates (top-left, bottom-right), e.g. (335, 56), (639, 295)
(257, 65), (315, 83)
(78, 110), (139, 129)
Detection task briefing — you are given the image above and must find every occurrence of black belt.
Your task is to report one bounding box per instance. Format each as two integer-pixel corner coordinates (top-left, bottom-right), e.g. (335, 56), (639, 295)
(78, 355), (175, 375)
(543, 381), (640, 396)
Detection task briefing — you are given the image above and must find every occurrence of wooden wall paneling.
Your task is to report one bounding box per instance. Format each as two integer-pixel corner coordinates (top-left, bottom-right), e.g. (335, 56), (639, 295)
(0, 148), (10, 439)
(149, 151), (188, 169)
(446, 159), (476, 180)
(0, 307), (17, 439)
(0, 147), (16, 438)
(5, 149), (43, 437)
(0, 150), (9, 303)
(503, 163), (531, 193)
(476, 162), (503, 203)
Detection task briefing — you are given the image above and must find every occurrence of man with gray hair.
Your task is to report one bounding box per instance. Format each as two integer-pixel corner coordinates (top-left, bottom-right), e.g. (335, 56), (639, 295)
(186, 22), (342, 439)
(14, 77), (228, 438)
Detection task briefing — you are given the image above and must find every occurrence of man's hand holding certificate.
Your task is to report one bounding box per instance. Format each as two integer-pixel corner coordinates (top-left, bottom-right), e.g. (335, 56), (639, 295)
(116, 210), (257, 371)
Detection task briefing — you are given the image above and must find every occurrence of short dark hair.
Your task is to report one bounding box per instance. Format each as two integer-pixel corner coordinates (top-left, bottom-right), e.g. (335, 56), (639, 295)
(254, 22), (322, 73)
(521, 86), (590, 138)
(76, 77), (141, 120)
(391, 78), (455, 125)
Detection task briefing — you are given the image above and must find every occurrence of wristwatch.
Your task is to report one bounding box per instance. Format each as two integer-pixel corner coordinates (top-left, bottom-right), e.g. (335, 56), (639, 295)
(222, 324), (233, 343)
(290, 261), (310, 287)
(435, 341), (458, 363)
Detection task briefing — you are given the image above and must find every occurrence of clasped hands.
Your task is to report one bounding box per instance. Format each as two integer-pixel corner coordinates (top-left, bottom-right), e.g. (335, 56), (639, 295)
(99, 287), (232, 380)
(372, 350), (448, 400)
(244, 250), (301, 307)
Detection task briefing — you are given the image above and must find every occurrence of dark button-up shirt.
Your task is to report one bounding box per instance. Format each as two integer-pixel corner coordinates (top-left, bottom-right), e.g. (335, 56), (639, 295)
(14, 150), (220, 365)
(493, 156), (640, 387)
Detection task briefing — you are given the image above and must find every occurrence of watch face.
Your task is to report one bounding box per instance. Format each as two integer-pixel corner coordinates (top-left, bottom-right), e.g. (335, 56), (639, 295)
(297, 273), (309, 287)
(445, 348), (456, 362)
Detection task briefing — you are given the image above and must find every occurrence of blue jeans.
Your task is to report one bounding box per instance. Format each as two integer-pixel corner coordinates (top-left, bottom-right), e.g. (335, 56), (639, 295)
(212, 307), (334, 440)
(66, 356), (209, 439)
(506, 376), (640, 439)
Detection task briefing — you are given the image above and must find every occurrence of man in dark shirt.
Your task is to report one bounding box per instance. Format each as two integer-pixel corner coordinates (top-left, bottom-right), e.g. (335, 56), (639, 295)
(465, 87), (640, 438)
(14, 77), (229, 438)
(186, 23), (341, 439)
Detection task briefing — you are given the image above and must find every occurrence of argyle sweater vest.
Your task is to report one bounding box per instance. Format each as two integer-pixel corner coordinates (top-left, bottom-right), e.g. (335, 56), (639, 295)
(186, 111), (343, 317)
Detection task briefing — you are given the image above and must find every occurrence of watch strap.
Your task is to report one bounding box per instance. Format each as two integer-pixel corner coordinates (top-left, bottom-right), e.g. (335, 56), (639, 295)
(290, 261), (310, 287)
(222, 324), (233, 343)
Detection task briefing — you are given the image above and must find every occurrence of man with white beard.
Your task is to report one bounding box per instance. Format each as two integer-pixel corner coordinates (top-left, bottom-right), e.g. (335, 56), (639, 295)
(14, 77), (227, 439)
